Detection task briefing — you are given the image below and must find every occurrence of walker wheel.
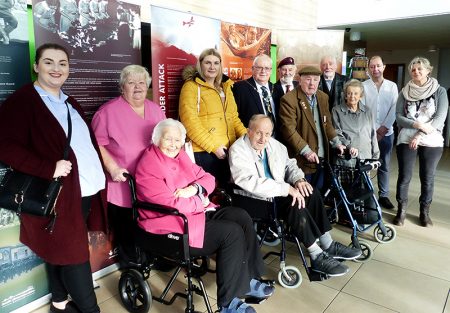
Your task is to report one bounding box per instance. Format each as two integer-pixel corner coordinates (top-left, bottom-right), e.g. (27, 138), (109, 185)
(374, 224), (397, 244)
(277, 265), (302, 288)
(349, 240), (373, 262)
(119, 269), (152, 313)
(254, 222), (281, 246)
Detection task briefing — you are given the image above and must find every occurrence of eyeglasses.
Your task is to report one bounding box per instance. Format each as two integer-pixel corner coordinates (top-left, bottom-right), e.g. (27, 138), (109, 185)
(253, 66), (272, 72)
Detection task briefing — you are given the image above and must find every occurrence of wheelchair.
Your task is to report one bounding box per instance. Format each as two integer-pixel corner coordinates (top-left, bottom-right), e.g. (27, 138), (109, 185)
(321, 158), (397, 262)
(232, 192), (330, 289)
(117, 173), (213, 313)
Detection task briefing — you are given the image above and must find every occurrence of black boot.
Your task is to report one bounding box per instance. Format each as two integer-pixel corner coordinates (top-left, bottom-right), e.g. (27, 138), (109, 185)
(419, 203), (433, 227)
(393, 202), (407, 226)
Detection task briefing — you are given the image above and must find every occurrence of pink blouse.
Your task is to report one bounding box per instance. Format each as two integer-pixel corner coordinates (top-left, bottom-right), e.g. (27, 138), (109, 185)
(92, 96), (166, 207)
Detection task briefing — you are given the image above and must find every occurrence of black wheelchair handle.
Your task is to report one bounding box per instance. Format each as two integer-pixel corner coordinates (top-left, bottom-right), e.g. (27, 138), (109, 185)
(122, 173), (184, 218)
(359, 160), (381, 172)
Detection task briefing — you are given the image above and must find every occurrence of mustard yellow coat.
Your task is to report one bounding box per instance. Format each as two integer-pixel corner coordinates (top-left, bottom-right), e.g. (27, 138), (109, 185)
(179, 76), (247, 153)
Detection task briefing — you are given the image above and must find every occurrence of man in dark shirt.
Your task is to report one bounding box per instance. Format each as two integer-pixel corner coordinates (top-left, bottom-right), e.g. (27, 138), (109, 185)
(318, 55), (349, 112)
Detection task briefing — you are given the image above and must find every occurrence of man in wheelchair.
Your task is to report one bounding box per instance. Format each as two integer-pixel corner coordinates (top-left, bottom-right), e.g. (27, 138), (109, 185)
(135, 119), (274, 313)
(229, 115), (361, 277)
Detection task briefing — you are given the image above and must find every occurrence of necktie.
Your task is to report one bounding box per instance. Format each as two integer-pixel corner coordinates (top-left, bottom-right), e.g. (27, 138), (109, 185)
(261, 86), (275, 122)
(285, 84), (291, 93)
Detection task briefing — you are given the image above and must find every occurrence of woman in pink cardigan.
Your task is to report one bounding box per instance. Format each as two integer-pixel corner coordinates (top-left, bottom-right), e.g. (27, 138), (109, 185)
(135, 119), (273, 313)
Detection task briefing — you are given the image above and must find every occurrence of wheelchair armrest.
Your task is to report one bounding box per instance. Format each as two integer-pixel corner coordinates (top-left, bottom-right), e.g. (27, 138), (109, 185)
(134, 200), (189, 236)
(135, 200), (180, 216)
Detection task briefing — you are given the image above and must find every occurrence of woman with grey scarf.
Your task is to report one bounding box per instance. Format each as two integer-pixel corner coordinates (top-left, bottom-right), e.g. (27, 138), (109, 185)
(394, 57), (448, 227)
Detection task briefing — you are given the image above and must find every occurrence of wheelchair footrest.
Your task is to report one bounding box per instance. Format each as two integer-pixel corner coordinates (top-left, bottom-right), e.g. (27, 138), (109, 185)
(245, 296), (268, 304)
(307, 268), (329, 281)
(258, 279), (276, 286)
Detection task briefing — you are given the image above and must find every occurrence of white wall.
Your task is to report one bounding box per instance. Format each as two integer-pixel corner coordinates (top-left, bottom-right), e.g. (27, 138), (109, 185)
(317, 0), (450, 27)
(369, 48), (441, 81)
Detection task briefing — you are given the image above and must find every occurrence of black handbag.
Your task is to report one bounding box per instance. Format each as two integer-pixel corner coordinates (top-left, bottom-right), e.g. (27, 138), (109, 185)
(0, 101), (72, 220)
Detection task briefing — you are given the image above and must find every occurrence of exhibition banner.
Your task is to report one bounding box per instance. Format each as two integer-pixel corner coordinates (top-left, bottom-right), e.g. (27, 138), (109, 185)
(220, 22), (271, 81)
(0, 215), (48, 313)
(0, 0), (30, 104)
(151, 6), (220, 118)
(0, 3), (45, 312)
(32, 0), (142, 119)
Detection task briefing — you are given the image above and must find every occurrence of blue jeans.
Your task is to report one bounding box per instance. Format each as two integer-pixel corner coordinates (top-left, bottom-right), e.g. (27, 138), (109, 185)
(377, 134), (394, 197)
(396, 144), (443, 205)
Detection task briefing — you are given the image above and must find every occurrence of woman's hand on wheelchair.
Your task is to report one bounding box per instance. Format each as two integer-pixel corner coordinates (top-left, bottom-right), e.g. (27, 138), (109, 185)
(110, 167), (128, 182)
(289, 186), (305, 209)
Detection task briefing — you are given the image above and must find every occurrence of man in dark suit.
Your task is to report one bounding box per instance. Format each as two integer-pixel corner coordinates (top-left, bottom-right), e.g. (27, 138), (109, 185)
(318, 55), (349, 112)
(232, 54), (276, 129)
(272, 57), (299, 112)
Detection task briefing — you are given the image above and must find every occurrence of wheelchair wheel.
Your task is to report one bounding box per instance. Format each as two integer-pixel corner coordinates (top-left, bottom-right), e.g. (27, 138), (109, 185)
(254, 222), (281, 246)
(350, 240), (373, 262)
(373, 224), (396, 244)
(119, 269), (152, 313)
(277, 265), (302, 288)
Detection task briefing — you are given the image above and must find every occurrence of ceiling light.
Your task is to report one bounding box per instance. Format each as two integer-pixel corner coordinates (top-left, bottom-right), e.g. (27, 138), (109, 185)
(428, 45), (437, 52)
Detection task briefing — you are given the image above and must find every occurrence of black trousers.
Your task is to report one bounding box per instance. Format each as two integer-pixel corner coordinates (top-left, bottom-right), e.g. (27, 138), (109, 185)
(190, 206), (265, 307)
(46, 197), (100, 313)
(194, 151), (230, 188)
(233, 188), (331, 248)
(108, 202), (136, 265)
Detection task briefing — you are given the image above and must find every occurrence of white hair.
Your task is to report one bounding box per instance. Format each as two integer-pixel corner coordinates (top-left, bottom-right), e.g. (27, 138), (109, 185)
(119, 65), (152, 92)
(253, 54), (272, 67)
(151, 118), (187, 145)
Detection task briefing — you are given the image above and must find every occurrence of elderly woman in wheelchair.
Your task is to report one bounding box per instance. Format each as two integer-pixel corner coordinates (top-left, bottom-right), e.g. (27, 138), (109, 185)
(134, 118), (274, 313)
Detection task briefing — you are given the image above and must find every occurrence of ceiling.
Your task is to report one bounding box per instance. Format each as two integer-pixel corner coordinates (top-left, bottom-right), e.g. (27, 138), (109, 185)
(318, 13), (450, 52)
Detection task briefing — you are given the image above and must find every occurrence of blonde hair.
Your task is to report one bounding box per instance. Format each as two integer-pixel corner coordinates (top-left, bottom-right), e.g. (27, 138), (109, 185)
(408, 56), (433, 74)
(196, 48), (223, 88)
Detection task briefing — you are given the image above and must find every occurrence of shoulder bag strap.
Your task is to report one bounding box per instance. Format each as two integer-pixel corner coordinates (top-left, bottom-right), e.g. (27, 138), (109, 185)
(63, 101), (72, 160)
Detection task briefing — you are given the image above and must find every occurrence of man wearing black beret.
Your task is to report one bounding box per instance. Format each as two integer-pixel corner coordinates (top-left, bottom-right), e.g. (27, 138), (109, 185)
(272, 57), (299, 118)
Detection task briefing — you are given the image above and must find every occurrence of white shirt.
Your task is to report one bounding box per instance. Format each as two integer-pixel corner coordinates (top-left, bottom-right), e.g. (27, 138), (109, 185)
(282, 83), (292, 94)
(35, 86), (105, 197)
(361, 78), (398, 136)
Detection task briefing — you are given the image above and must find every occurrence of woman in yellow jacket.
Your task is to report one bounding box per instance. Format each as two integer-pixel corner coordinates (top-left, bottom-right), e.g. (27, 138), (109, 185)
(179, 48), (246, 187)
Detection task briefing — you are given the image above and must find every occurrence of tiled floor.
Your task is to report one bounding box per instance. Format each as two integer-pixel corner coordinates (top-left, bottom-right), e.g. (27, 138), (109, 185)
(33, 149), (450, 313)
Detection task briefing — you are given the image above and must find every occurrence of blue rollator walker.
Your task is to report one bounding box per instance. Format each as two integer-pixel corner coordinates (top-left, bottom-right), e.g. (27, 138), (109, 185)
(321, 158), (397, 261)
